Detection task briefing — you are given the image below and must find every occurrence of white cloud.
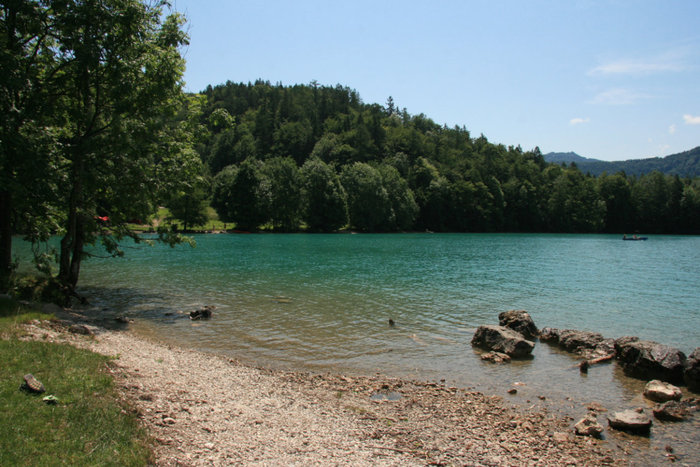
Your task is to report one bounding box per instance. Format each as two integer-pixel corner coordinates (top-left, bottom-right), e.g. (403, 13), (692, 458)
(683, 114), (700, 125)
(588, 51), (686, 76)
(669, 124), (676, 135)
(569, 117), (590, 125)
(590, 88), (650, 105)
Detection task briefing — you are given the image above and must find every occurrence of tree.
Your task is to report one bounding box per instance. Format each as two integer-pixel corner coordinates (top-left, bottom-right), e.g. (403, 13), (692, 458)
(301, 157), (348, 232)
(226, 158), (270, 231)
(341, 162), (391, 231)
(166, 161), (210, 231)
(0, 0), (62, 286)
(378, 164), (418, 231)
(262, 157), (302, 231)
(210, 164), (238, 222)
(48, 0), (191, 288)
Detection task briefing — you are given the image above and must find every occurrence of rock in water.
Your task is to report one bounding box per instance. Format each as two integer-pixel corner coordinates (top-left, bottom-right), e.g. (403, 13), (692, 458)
(471, 325), (535, 358)
(574, 414), (604, 438)
(608, 409), (652, 434)
(653, 399), (698, 422)
(615, 339), (686, 383)
(480, 351), (511, 363)
(190, 305), (215, 320)
(643, 380), (682, 402)
(558, 330), (605, 354)
(498, 310), (539, 340)
(538, 327), (560, 343)
(684, 348), (700, 392)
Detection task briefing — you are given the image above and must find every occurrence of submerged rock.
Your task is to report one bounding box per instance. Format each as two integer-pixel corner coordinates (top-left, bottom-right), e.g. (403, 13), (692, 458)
(653, 399), (698, 422)
(498, 310), (539, 340)
(480, 351), (511, 364)
(190, 305), (215, 320)
(471, 325), (534, 358)
(684, 348), (700, 392)
(615, 339), (686, 384)
(608, 409), (652, 434)
(643, 380), (682, 403)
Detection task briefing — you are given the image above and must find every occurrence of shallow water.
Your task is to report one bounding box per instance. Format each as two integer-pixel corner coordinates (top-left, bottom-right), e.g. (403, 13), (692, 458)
(14, 233), (700, 462)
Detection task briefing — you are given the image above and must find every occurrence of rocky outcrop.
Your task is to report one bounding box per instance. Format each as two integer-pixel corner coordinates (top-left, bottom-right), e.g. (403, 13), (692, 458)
(607, 409), (652, 434)
(684, 348), (700, 392)
(498, 310), (539, 340)
(643, 380), (682, 403)
(652, 399), (698, 422)
(471, 325), (534, 358)
(615, 339), (686, 384)
(574, 414), (603, 437)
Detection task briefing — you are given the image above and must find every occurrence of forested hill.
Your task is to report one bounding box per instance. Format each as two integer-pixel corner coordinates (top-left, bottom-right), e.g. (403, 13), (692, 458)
(544, 147), (700, 177)
(189, 80), (700, 234)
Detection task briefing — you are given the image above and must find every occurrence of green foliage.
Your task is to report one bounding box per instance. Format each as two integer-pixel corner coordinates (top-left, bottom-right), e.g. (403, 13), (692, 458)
(301, 157), (348, 232)
(341, 163), (391, 231)
(1, 0), (197, 288)
(262, 157), (303, 231)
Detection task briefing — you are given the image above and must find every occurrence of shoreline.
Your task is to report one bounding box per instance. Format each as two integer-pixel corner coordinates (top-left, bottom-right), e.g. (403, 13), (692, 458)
(20, 314), (630, 466)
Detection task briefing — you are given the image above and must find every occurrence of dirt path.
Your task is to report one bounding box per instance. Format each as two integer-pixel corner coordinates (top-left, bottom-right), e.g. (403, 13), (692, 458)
(24, 318), (626, 466)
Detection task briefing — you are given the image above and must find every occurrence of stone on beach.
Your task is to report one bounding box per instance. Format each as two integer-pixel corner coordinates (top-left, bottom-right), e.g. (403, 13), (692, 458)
(471, 325), (535, 358)
(497, 310), (539, 340)
(643, 380), (682, 403)
(574, 414), (604, 438)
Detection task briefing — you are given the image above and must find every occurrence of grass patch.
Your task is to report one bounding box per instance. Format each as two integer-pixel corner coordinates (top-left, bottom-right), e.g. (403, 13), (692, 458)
(0, 298), (153, 465)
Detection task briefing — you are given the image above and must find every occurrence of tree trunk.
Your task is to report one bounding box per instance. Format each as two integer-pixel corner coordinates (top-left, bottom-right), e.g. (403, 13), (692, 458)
(59, 151), (84, 288)
(0, 190), (12, 288)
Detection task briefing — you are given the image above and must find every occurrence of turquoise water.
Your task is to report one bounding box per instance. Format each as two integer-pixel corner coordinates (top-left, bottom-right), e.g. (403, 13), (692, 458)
(13, 233), (700, 458)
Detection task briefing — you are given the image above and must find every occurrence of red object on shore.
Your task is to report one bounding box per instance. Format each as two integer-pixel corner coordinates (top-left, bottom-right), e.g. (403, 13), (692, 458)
(96, 216), (109, 222)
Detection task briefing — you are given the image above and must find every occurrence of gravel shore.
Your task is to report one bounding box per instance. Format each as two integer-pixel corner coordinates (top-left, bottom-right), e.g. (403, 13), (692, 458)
(20, 316), (631, 466)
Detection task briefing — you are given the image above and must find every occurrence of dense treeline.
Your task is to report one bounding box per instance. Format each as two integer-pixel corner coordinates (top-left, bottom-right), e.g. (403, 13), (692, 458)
(189, 80), (700, 234)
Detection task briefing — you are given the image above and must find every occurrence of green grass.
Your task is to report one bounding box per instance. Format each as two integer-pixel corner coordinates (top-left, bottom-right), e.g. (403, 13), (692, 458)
(0, 298), (153, 466)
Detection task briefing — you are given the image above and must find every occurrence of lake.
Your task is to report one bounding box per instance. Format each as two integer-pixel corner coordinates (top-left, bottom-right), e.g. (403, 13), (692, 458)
(14, 233), (700, 459)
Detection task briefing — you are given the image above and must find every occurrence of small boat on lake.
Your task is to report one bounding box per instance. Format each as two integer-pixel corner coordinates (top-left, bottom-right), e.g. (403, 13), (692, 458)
(622, 235), (648, 241)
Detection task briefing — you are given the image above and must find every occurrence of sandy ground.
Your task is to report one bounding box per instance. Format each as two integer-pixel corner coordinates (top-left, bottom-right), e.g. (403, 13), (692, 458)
(19, 315), (630, 466)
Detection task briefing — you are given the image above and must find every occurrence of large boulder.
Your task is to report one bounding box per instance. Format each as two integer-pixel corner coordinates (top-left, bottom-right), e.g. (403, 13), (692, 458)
(471, 325), (535, 358)
(643, 380), (682, 402)
(684, 348), (700, 392)
(607, 409), (652, 434)
(498, 310), (539, 340)
(615, 339), (686, 384)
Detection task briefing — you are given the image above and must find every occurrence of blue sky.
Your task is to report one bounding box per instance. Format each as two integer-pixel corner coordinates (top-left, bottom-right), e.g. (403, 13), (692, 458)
(172, 0), (700, 162)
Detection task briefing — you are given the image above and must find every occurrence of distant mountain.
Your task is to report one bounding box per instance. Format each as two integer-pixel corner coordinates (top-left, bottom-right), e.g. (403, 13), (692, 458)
(544, 146), (700, 177)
